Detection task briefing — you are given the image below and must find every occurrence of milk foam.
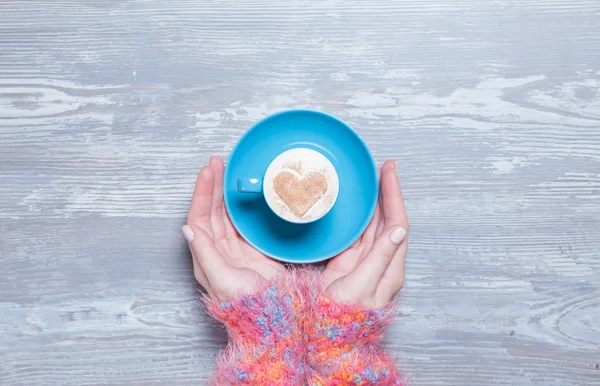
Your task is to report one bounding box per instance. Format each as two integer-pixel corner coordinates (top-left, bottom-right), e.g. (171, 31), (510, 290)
(263, 148), (339, 223)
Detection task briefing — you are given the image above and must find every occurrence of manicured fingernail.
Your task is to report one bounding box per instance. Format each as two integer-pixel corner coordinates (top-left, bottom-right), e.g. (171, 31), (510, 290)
(182, 225), (195, 243)
(390, 227), (407, 244)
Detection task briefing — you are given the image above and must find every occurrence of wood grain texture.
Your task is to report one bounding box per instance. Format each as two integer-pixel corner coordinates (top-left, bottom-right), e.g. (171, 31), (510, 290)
(1, 0), (599, 384)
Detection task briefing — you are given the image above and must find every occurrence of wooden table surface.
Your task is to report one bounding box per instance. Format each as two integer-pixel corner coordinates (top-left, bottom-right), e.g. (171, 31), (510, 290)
(1, 1), (599, 385)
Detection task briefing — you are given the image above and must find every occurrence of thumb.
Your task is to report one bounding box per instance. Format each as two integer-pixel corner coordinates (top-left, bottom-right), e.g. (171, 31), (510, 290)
(182, 224), (229, 282)
(347, 226), (407, 294)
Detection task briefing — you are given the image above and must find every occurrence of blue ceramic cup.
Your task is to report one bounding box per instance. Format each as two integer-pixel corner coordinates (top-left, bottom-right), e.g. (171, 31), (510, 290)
(236, 147), (340, 224)
(224, 110), (378, 263)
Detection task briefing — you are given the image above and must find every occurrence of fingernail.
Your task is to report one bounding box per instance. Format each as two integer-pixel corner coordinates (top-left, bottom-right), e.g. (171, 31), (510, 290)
(182, 225), (195, 243)
(393, 160), (397, 169)
(390, 227), (407, 244)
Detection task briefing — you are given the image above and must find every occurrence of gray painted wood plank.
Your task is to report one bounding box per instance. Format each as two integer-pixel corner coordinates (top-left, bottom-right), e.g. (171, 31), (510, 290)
(1, 1), (599, 384)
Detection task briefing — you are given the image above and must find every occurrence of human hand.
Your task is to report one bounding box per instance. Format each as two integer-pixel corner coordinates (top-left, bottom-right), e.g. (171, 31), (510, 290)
(182, 156), (284, 302)
(321, 160), (408, 308)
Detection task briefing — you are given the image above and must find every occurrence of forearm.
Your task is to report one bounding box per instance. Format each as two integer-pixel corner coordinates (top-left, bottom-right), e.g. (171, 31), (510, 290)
(205, 268), (404, 385)
(205, 274), (305, 385)
(305, 289), (404, 385)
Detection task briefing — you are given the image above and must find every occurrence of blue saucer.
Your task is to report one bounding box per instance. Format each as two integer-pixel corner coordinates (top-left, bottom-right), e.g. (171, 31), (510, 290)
(224, 110), (378, 263)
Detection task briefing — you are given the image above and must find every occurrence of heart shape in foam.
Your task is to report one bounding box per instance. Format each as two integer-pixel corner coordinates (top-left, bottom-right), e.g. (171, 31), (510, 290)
(273, 170), (328, 218)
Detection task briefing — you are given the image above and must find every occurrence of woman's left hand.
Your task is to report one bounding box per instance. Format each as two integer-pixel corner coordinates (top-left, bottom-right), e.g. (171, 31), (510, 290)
(322, 160), (409, 308)
(182, 156), (284, 302)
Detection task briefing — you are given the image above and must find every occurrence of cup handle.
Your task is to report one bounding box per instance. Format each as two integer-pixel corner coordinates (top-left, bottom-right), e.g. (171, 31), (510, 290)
(237, 177), (263, 193)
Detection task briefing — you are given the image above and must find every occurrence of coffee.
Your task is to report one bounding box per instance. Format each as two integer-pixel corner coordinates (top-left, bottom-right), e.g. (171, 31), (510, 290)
(263, 148), (339, 223)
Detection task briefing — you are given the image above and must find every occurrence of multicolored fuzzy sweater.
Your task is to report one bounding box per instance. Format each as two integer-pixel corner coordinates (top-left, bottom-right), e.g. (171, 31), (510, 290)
(205, 270), (405, 385)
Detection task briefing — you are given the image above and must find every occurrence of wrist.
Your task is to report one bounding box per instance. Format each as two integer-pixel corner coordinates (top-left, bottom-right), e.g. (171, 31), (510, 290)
(206, 273), (306, 384)
(305, 293), (404, 385)
(205, 277), (302, 346)
(308, 296), (396, 349)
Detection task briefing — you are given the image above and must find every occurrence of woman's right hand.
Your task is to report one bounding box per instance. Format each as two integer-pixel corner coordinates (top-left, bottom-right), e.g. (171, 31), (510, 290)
(182, 156), (284, 302)
(321, 160), (409, 308)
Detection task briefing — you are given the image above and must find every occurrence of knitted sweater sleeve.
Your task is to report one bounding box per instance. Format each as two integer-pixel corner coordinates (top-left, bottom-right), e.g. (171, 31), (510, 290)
(204, 274), (304, 385)
(305, 283), (405, 385)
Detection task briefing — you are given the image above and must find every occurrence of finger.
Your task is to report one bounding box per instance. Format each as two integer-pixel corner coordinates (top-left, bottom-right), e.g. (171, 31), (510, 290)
(184, 224), (216, 296)
(373, 160), (395, 237)
(187, 166), (215, 238)
(375, 173), (386, 237)
(208, 156), (226, 240)
(220, 160), (238, 238)
(381, 167), (408, 230)
(182, 224), (230, 284)
(377, 166), (409, 301)
(360, 201), (382, 249)
(376, 241), (408, 303)
(191, 256), (215, 298)
(382, 159), (396, 172)
(346, 225), (407, 294)
(359, 167), (383, 248)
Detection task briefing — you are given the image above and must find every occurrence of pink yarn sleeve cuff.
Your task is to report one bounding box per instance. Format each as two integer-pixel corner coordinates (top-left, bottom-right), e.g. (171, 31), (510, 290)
(306, 296), (404, 385)
(205, 274), (304, 385)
